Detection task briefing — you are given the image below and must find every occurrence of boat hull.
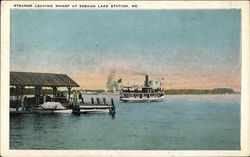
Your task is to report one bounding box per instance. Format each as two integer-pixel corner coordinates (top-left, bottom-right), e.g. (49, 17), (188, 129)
(30, 108), (72, 113)
(120, 96), (164, 103)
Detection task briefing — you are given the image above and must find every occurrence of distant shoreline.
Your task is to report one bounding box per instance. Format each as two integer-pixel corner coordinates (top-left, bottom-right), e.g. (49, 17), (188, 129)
(164, 93), (240, 95)
(10, 87), (239, 96)
(164, 88), (239, 95)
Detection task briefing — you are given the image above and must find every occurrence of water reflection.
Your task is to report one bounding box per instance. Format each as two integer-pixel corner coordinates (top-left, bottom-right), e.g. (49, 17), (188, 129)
(109, 113), (116, 119)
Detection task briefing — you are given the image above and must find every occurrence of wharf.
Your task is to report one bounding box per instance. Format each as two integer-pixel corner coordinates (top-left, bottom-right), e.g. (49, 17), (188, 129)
(10, 98), (116, 115)
(9, 71), (116, 116)
(72, 98), (115, 115)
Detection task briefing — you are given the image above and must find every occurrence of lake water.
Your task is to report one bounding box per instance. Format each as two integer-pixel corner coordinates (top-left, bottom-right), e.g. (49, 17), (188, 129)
(10, 94), (240, 150)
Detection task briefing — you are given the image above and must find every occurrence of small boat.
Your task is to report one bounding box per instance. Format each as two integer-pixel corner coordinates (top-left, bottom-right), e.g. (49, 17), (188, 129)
(30, 102), (71, 113)
(120, 75), (165, 103)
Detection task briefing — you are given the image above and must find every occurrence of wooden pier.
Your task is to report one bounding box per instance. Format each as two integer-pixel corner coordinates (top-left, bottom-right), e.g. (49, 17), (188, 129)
(72, 98), (115, 115)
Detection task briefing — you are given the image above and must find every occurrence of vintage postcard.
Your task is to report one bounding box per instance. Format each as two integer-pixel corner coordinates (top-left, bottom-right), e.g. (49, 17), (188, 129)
(1, 1), (249, 157)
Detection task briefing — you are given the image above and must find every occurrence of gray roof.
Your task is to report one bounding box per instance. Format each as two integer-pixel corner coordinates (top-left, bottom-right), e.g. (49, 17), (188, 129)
(10, 72), (80, 87)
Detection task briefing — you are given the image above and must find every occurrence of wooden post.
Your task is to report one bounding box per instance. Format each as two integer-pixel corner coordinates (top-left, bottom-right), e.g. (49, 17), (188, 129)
(67, 87), (71, 106)
(15, 86), (20, 110)
(35, 86), (42, 106)
(15, 86), (18, 101)
(21, 86), (24, 111)
(38, 86), (41, 105)
(103, 98), (106, 105)
(111, 98), (114, 106)
(91, 98), (94, 104)
(110, 98), (115, 114)
(37, 86), (41, 105)
(96, 98), (100, 105)
(35, 86), (38, 106)
(52, 86), (58, 102)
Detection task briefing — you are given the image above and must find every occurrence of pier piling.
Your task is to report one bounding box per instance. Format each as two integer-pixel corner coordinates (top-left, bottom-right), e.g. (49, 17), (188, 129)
(111, 98), (114, 106)
(103, 98), (106, 105)
(91, 98), (94, 104)
(97, 98), (100, 105)
(109, 98), (116, 114)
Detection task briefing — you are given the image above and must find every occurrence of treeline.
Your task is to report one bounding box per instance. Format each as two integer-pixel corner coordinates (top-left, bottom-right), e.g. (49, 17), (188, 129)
(164, 88), (235, 95)
(84, 89), (105, 93)
(70, 89), (105, 93)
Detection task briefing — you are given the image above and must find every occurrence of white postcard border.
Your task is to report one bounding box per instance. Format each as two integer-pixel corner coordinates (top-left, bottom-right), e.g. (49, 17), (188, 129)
(1, 1), (249, 157)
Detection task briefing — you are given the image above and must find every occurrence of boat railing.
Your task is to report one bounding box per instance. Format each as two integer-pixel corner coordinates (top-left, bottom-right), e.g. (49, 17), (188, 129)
(120, 92), (164, 99)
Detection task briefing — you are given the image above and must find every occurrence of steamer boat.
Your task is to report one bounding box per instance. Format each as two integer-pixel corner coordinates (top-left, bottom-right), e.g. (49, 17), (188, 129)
(120, 75), (164, 102)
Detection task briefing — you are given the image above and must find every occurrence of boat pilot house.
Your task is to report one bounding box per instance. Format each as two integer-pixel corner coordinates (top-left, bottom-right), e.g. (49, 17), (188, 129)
(10, 72), (79, 111)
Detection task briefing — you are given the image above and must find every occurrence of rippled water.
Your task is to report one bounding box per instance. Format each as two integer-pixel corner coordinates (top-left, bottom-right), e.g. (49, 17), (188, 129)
(10, 94), (240, 150)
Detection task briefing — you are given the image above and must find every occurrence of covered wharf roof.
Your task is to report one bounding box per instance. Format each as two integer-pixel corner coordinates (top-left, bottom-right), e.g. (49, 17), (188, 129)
(10, 72), (80, 87)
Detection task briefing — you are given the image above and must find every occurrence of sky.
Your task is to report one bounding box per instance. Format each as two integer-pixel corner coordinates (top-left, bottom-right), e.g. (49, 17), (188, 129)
(10, 10), (241, 90)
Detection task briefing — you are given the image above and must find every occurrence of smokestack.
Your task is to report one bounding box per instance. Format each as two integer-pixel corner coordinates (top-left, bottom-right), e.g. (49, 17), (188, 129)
(145, 75), (149, 87)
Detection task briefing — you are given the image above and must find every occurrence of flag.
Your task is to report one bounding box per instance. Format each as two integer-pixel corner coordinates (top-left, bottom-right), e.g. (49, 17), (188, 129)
(117, 79), (122, 83)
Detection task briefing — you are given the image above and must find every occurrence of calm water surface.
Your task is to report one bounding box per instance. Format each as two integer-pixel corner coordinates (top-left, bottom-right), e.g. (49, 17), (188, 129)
(10, 94), (240, 150)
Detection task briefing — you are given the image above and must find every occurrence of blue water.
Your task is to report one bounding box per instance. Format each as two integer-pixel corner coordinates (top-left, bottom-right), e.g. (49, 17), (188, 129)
(10, 94), (240, 150)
